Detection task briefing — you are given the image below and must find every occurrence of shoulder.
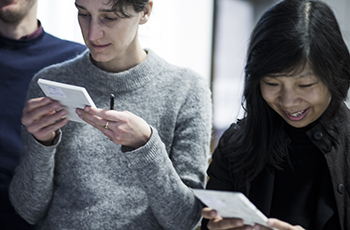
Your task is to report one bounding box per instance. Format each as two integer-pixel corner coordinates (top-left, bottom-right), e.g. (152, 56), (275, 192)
(145, 49), (211, 101)
(146, 49), (207, 85)
(220, 120), (245, 143)
(34, 50), (89, 81)
(39, 31), (87, 56)
(206, 122), (243, 191)
(41, 32), (85, 48)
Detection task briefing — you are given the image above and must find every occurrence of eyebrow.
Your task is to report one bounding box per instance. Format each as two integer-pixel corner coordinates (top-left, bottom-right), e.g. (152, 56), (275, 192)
(75, 3), (115, 13)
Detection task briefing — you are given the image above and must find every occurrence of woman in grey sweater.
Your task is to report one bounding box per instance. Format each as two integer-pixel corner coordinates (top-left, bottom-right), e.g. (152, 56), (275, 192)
(9, 0), (212, 229)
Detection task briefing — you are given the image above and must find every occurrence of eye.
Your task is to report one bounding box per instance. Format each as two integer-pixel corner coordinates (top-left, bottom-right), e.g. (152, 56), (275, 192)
(104, 16), (117, 21)
(299, 82), (316, 88)
(263, 81), (278, 87)
(78, 12), (89, 17)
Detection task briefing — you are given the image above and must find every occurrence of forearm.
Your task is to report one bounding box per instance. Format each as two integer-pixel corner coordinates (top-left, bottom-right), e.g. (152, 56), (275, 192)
(9, 129), (58, 224)
(125, 130), (205, 229)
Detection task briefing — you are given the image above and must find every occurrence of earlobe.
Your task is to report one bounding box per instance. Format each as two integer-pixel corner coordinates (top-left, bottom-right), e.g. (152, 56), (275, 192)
(139, 14), (149, 25)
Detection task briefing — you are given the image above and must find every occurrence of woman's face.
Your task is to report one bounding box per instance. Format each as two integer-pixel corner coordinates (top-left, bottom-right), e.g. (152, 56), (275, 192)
(75, 0), (150, 72)
(260, 64), (332, 128)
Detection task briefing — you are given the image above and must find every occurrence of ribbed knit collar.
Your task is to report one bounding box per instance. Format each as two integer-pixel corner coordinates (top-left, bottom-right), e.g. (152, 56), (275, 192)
(0, 28), (45, 50)
(78, 48), (163, 93)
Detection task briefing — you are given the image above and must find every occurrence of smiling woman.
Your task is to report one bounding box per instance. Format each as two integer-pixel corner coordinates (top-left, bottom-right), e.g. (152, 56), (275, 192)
(200, 0), (350, 229)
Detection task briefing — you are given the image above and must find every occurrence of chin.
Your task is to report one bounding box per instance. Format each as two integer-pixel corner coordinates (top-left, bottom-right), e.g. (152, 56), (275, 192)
(90, 53), (111, 63)
(287, 120), (310, 128)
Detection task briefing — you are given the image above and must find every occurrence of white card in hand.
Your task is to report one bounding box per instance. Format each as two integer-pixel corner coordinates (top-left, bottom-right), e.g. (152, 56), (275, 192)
(194, 189), (275, 229)
(37, 78), (96, 123)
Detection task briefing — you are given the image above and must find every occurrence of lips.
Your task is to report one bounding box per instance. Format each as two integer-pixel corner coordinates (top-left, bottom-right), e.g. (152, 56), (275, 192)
(90, 43), (110, 49)
(285, 108), (308, 121)
(290, 110), (305, 117)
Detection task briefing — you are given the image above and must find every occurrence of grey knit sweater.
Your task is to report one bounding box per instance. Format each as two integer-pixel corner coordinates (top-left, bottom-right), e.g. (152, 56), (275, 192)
(9, 49), (212, 230)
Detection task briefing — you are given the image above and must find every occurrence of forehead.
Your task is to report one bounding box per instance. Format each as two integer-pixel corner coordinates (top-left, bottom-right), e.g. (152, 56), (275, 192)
(75, 0), (114, 10)
(266, 63), (317, 80)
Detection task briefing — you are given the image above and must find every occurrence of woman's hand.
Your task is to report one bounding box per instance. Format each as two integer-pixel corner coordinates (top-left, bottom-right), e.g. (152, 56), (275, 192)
(201, 208), (305, 230)
(76, 106), (152, 149)
(201, 207), (252, 230)
(254, 218), (305, 230)
(21, 97), (69, 146)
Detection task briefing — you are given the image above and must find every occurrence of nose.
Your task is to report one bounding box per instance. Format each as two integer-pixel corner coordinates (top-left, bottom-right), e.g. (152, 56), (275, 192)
(279, 87), (300, 108)
(88, 19), (103, 42)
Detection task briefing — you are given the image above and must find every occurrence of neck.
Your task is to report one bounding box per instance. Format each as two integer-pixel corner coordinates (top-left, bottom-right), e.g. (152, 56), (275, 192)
(0, 1), (38, 40)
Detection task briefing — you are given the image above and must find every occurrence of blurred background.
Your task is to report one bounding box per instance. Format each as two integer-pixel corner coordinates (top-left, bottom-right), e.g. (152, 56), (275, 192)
(37, 0), (350, 149)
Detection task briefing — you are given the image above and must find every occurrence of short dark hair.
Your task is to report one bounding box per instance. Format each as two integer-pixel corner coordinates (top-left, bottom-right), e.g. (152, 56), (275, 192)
(225, 0), (350, 186)
(107, 0), (150, 18)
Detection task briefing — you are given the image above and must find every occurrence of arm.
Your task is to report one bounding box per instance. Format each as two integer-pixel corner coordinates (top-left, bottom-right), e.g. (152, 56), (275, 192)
(9, 128), (60, 224)
(77, 75), (212, 229)
(9, 79), (68, 224)
(201, 125), (306, 230)
(128, 80), (212, 229)
(201, 124), (243, 230)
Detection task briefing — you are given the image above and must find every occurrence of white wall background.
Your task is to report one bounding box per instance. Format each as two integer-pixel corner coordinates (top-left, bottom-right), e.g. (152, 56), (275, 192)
(37, 0), (214, 83)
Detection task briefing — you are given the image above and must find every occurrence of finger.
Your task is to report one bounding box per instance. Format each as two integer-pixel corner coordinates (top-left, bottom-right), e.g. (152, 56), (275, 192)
(207, 218), (245, 229)
(32, 117), (69, 142)
(22, 100), (63, 126)
(202, 208), (218, 219)
(23, 97), (52, 113)
(267, 218), (305, 230)
(82, 106), (124, 122)
(76, 108), (107, 128)
(26, 109), (68, 134)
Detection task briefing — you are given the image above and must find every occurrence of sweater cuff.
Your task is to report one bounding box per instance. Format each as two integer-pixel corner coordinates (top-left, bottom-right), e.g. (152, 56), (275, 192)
(124, 127), (166, 168)
(25, 129), (61, 162)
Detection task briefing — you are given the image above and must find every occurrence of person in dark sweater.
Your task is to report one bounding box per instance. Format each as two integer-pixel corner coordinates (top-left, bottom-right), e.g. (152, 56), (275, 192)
(0, 0), (86, 229)
(201, 0), (350, 230)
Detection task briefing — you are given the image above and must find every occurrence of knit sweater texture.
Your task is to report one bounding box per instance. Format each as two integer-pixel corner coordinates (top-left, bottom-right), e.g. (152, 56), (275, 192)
(0, 30), (86, 229)
(9, 49), (212, 230)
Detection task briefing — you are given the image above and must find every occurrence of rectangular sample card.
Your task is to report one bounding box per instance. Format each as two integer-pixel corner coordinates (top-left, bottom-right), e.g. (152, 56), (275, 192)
(37, 78), (96, 123)
(193, 189), (275, 229)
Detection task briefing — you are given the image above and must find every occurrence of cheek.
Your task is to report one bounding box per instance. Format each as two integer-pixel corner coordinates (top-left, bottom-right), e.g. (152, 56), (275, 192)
(78, 20), (89, 36)
(260, 86), (275, 104)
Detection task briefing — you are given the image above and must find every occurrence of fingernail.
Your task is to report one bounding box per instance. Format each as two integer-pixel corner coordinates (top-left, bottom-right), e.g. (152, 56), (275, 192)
(236, 219), (243, 226)
(267, 219), (274, 226)
(76, 109), (81, 115)
(84, 106), (90, 112)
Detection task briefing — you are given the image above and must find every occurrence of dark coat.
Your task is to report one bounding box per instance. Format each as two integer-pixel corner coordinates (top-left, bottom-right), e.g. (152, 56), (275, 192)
(202, 102), (350, 230)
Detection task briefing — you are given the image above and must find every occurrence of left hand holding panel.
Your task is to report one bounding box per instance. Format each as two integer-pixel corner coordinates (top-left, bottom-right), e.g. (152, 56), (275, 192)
(76, 106), (152, 149)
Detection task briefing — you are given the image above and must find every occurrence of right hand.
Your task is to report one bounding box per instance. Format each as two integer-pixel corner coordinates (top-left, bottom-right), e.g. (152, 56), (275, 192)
(202, 207), (306, 230)
(21, 97), (69, 146)
(201, 207), (252, 230)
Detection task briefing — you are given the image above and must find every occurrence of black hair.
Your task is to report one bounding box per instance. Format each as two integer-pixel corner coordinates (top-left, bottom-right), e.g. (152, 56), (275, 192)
(224, 0), (350, 187)
(107, 0), (150, 18)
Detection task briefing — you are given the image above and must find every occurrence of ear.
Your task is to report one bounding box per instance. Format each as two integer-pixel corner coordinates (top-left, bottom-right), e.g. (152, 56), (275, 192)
(139, 0), (153, 25)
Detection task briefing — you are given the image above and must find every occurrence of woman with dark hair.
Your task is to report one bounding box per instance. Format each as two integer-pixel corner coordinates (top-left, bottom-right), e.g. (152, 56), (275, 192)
(8, 0), (212, 229)
(201, 0), (350, 229)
